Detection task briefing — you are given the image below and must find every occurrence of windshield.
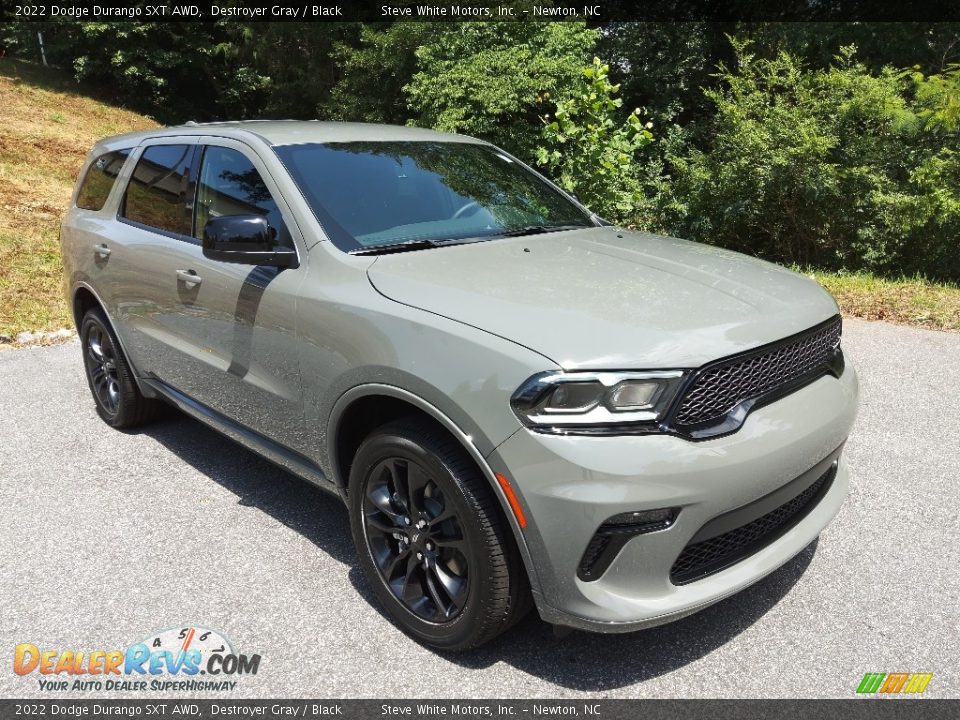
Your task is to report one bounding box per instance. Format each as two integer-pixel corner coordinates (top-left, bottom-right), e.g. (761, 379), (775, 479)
(273, 141), (594, 253)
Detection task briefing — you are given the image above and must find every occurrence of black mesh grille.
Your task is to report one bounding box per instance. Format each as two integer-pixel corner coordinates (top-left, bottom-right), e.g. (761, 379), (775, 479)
(670, 464), (836, 585)
(673, 317), (842, 427)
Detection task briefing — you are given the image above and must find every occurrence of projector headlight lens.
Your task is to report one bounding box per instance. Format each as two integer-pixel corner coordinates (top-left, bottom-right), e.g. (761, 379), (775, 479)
(511, 371), (687, 431)
(607, 380), (662, 410)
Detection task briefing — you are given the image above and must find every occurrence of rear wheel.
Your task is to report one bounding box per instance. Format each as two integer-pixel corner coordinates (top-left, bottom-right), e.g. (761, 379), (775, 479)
(348, 418), (529, 650)
(80, 308), (163, 428)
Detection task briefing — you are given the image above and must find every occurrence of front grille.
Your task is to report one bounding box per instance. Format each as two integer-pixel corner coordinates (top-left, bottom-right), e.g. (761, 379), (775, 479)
(670, 463), (836, 585)
(672, 317), (842, 428)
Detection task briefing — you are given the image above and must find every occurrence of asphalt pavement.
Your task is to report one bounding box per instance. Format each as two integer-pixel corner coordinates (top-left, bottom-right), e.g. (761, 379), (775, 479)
(1, 318), (957, 699)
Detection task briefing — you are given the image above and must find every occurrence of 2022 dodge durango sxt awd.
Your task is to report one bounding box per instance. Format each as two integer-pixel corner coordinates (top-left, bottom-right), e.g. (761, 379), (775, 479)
(61, 121), (859, 650)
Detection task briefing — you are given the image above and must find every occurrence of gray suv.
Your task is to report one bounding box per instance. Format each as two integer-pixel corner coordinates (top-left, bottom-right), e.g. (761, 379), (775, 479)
(61, 121), (859, 650)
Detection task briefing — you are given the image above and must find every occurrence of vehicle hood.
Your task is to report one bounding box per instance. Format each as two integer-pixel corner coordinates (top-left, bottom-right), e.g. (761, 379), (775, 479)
(366, 227), (840, 369)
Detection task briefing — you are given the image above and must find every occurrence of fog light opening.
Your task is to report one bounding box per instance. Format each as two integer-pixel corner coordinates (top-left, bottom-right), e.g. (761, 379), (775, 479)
(577, 507), (679, 582)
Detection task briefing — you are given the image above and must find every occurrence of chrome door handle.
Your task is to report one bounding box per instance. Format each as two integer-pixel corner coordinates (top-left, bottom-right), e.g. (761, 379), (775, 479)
(94, 243), (111, 258)
(176, 269), (202, 287)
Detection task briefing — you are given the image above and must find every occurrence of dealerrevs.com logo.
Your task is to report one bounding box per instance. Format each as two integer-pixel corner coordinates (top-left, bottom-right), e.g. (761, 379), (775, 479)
(13, 625), (261, 692)
(856, 672), (934, 695)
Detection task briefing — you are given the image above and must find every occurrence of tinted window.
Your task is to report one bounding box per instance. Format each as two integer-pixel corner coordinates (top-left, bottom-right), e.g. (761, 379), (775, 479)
(194, 146), (290, 246)
(122, 144), (196, 236)
(274, 142), (592, 252)
(76, 149), (131, 211)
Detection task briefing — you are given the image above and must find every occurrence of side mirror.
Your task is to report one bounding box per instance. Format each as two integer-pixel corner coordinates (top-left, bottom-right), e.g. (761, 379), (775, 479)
(202, 215), (297, 268)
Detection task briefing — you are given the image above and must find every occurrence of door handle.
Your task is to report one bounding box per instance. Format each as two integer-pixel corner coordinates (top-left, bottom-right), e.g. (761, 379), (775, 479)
(176, 269), (202, 287)
(93, 243), (111, 258)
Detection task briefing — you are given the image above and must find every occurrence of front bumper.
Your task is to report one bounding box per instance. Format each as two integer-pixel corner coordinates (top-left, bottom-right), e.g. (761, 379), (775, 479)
(489, 364), (859, 632)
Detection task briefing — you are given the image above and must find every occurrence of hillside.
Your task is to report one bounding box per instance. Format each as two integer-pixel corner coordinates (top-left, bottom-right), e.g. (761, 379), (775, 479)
(0, 59), (158, 339)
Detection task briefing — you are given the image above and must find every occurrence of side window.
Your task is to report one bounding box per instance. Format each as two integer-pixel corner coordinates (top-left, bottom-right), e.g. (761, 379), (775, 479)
(194, 146), (291, 246)
(76, 149), (131, 211)
(121, 144), (196, 236)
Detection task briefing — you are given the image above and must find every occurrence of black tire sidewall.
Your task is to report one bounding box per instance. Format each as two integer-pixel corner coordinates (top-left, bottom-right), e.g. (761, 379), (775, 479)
(348, 428), (503, 650)
(80, 310), (137, 428)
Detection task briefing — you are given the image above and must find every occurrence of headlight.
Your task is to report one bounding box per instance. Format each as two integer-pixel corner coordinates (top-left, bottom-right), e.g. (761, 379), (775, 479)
(510, 370), (687, 432)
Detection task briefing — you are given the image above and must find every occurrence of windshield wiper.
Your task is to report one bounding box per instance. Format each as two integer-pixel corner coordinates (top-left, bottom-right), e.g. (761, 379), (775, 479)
(350, 239), (442, 256)
(498, 224), (590, 238)
(350, 225), (590, 255)
(350, 233), (506, 255)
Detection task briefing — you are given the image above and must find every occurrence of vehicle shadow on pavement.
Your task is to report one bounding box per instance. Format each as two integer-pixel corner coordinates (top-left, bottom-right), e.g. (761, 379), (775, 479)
(139, 414), (357, 568)
(142, 412), (818, 691)
(442, 540), (818, 690)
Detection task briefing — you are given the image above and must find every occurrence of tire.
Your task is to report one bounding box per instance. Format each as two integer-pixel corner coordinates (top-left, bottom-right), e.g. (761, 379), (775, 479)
(348, 417), (530, 650)
(79, 308), (163, 429)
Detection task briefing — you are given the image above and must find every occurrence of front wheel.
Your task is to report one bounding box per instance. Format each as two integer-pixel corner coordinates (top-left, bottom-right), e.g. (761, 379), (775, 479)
(348, 418), (529, 650)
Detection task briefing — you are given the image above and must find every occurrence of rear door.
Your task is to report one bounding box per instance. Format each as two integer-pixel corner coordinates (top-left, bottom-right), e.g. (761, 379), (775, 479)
(95, 137), (201, 373)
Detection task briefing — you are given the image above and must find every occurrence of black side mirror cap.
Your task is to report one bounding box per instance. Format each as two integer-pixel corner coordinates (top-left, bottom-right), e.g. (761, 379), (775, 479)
(202, 215), (298, 268)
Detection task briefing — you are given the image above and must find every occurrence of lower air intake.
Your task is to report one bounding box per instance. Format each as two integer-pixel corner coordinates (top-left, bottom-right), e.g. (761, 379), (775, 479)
(670, 463), (837, 585)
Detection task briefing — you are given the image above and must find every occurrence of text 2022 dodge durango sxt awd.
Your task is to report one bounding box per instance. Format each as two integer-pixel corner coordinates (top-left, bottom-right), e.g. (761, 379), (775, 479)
(61, 121), (858, 650)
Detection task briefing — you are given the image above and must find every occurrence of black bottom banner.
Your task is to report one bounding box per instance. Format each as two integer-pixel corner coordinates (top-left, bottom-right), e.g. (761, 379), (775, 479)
(0, 699), (955, 720)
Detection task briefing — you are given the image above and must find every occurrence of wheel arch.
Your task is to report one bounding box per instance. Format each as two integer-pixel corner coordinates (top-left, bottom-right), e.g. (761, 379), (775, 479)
(70, 282), (154, 398)
(72, 285), (100, 330)
(328, 383), (543, 596)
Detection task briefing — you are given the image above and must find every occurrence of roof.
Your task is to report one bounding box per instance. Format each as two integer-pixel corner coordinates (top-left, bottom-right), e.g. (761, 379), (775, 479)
(95, 120), (486, 151)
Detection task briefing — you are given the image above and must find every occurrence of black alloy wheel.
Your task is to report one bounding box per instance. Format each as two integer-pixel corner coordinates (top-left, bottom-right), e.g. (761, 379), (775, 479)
(80, 308), (163, 428)
(349, 418), (530, 650)
(362, 456), (470, 622)
(85, 322), (121, 415)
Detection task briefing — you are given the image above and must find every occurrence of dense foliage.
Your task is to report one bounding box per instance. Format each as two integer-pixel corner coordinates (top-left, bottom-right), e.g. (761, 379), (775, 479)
(537, 58), (653, 219)
(661, 42), (960, 279)
(2, 20), (958, 279)
(407, 22), (596, 156)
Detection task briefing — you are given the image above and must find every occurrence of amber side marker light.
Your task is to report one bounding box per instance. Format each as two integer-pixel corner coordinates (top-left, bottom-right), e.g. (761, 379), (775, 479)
(495, 472), (528, 529)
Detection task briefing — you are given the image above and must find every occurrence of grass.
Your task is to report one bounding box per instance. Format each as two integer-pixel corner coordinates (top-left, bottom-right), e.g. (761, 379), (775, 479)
(0, 58), (957, 341)
(0, 58), (157, 339)
(804, 270), (960, 332)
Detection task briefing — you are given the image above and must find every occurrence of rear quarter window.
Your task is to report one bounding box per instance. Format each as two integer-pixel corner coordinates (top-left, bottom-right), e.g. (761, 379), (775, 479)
(76, 149), (131, 211)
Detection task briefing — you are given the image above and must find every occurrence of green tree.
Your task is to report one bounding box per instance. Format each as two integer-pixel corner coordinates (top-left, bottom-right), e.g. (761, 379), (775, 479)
(536, 58), (653, 220)
(212, 23), (350, 120)
(746, 22), (960, 79)
(666, 40), (960, 280)
(904, 63), (960, 132)
(36, 21), (227, 122)
(598, 22), (734, 130)
(322, 23), (441, 124)
(405, 21), (597, 156)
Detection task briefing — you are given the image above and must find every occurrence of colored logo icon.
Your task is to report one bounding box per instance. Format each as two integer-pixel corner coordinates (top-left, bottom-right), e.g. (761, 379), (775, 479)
(856, 672), (933, 694)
